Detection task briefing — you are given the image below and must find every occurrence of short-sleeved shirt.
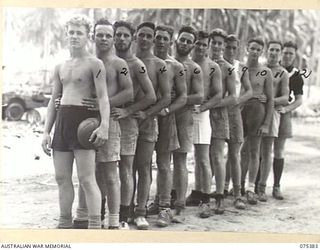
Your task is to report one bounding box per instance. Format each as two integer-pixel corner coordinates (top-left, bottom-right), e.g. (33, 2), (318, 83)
(286, 65), (304, 102)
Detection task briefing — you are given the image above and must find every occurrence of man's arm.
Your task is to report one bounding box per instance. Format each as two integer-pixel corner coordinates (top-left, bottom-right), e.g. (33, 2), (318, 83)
(274, 71), (289, 106)
(187, 64), (204, 105)
(164, 63), (187, 114)
(261, 69), (274, 129)
(200, 64), (222, 112)
(91, 59), (109, 146)
(215, 67), (237, 108)
(124, 62), (156, 115)
(145, 61), (171, 116)
(238, 67), (253, 105)
(41, 64), (62, 156)
(109, 60), (134, 107)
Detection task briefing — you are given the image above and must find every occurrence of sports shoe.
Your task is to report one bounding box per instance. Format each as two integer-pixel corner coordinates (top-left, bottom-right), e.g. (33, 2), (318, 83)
(246, 190), (258, 205)
(186, 190), (202, 206)
(156, 208), (173, 227)
(120, 221), (130, 230)
(214, 194), (225, 215)
(134, 216), (149, 230)
(234, 198), (246, 210)
(198, 202), (211, 218)
(147, 202), (159, 216)
(72, 219), (88, 229)
(272, 186), (284, 200)
(108, 225), (119, 230)
(258, 184), (267, 202)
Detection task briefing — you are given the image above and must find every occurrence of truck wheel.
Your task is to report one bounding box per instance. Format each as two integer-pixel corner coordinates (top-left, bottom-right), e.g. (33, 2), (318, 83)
(5, 102), (25, 121)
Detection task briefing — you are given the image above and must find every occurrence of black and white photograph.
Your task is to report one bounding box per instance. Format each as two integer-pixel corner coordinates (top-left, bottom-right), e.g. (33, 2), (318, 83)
(1, 5), (320, 237)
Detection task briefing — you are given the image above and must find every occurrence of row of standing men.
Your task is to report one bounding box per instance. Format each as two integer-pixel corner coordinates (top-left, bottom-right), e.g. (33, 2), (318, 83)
(41, 15), (304, 230)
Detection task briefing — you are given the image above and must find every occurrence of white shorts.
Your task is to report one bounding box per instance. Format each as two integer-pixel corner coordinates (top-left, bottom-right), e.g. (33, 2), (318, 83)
(193, 110), (212, 144)
(264, 110), (280, 137)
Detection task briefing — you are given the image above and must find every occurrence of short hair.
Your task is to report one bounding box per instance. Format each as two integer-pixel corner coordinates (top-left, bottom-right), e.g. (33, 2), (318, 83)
(113, 20), (136, 36)
(209, 28), (227, 41)
(283, 41), (298, 51)
(93, 18), (112, 35)
(197, 31), (209, 40)
(155, 25), (174, 39)
(247, 37), (265, 48)
(137, 21), (155, 32)
(267, 40), (283, 50)
(65, 15), (92, 34)
(178, 26), (198, 41)
(226, 34), (240, 45)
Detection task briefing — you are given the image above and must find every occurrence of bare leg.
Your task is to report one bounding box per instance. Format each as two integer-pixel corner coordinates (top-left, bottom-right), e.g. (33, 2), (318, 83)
(229, 142), (242, 192)
(53, 151), (74, 228)
(247, 136), (262, 191)
(134, 139), (155, 216)
(119, 155), (134, 206)
(157, 152), (172, 207)
(194, 144), (212, 194)
(259, 137), (274, 186)
(194, 148), (202, 191)
(173, 152), (188, 212)
(240, 138), (250, 186)
(74, 149), (101, 229)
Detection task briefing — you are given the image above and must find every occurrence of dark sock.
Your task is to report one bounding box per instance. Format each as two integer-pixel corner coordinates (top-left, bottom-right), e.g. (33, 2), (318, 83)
(201, 193), (210, 204)
(255, 158), (261, 193)
(101, 198), (106, 221)
(273, 158), (284, 187)
(171, 190), (177, 200)
(119, 205), (130, 222)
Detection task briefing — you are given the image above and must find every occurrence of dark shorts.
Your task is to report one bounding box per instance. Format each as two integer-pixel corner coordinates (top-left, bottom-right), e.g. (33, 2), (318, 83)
(278, 111), (293, 138)
(156, 113), (180, 153)
(52, 105), (99, 152)
(174, 108), (194, 153)
(227, 105), (244, 143)
(210, 107), (229, 140)
(96, 118), (121, 162)
(241, 98), (265, 137)
(138, 116), (158, 143)
(119, 116), (139, 155)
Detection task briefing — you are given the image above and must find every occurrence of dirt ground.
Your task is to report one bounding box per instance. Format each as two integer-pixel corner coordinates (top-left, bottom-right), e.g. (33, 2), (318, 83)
(1, 118), (320, 234)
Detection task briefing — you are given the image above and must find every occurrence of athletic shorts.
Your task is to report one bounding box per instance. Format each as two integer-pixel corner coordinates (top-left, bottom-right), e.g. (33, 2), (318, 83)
(156, 113), (180, 153)
(119, 116), (139, 155)
(174, 108), (194, 153)
(210, 107), (229, 140)
(241, 98), (265, 137)
(96, 118), (121, 162)
(263, 109), (280, 138)
(52, 105), (99, 152)
(227, 105), (244, 143)
(278, 111), (293, 138)
(193, 110), (211, 145)
(138, 116), (158, 143)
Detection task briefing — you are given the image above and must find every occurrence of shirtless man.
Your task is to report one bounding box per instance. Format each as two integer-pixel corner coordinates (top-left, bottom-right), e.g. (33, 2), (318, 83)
(223, 34), (252, 209)
(173, 26), (204, 214)
(189, 30), (222, 217)
(240, 37), (273, 205)
(131, 21), (171, 229)
(146, 25), (187, 226)
(273, 41), (304, 199)
(71, 18), (134, 230)
(257, 41), (289, 202)
(112, 21), (156, 229)
(208, 28), (237, 214)
(41, 15), (109, 229)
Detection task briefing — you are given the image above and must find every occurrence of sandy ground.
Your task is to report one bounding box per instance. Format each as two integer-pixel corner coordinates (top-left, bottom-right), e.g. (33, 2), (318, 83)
(1, 118), (320, 234)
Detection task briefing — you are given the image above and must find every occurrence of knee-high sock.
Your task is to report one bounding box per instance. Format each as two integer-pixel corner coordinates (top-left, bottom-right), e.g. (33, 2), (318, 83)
(273, 158), (284, 187)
